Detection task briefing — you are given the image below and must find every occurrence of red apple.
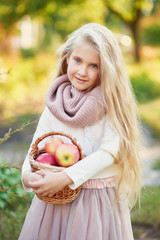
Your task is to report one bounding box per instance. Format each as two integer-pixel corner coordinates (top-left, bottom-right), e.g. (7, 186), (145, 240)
(36, 153), (57, 165)
(55, 143), (80, 167)
(45, 137), (64, 155)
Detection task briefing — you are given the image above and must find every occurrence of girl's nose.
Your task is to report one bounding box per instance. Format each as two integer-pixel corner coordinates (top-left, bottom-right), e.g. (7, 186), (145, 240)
(78, 65), (87, 76)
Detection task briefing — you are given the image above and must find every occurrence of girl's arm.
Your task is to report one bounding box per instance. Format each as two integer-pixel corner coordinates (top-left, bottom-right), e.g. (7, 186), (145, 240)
(63, 118), (120, 189)
(23, 171), (43, 189)
(22, 107), (73, 196)
(28, 170), (73, 197)
(22, 107), (53, 191)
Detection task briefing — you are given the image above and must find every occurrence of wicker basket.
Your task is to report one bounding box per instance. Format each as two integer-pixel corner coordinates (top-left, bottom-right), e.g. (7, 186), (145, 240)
(29, 131), (84, 204)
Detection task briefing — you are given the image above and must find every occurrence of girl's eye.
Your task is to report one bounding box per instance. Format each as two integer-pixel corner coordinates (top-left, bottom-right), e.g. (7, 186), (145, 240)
(91, 64), (98, 69)
(75, 58), (80, 63)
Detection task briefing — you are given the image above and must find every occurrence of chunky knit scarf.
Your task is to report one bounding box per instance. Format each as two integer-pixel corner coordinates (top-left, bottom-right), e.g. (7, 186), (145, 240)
(46, 74), (106, 128)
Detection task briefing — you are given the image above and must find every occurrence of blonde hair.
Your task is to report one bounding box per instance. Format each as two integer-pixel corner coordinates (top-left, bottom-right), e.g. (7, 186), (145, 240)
(56, 23), (142, 208)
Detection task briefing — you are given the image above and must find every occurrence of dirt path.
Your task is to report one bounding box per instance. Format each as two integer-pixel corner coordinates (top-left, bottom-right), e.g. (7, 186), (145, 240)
(141, 143), (160, 186)
(140, 124), (160, 186)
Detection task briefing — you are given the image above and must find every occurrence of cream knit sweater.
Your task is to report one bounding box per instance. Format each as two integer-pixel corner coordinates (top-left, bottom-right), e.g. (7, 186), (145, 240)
(22, 107), (121, 191)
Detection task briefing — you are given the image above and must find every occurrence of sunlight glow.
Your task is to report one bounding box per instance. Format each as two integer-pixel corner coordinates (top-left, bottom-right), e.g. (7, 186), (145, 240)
(120, 35), (132, 47)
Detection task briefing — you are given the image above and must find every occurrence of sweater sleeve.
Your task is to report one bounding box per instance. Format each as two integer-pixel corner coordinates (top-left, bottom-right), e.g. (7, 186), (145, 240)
(21, 107), (52, 191)
(63, 119), (120, 189)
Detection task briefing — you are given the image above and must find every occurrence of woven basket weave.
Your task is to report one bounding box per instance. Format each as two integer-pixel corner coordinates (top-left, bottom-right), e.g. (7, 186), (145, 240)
(29, 131), (84, 204)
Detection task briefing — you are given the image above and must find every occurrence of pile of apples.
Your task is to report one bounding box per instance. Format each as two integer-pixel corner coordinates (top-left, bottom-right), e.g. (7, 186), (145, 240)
(36, 137), (80, 167)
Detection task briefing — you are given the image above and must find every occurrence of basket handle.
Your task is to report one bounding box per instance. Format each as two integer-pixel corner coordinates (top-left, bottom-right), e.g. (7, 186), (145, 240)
(29, 131), (84, 160)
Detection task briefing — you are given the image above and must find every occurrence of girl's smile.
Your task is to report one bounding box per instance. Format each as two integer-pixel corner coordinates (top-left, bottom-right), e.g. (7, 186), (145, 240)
(67, 41), (100, 91)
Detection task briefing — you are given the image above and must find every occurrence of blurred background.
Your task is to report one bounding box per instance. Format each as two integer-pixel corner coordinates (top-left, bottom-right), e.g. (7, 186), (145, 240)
(0, 0), (160, 239)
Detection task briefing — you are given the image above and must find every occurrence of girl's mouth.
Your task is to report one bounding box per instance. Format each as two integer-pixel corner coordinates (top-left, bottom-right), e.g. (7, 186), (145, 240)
(75, 77), (88, 83)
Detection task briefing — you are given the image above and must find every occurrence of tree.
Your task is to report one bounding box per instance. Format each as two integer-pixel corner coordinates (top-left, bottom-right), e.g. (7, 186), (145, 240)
(0, 0), (106, 47)
(103, 0), (156, 62)
(0, 0), (105, 34)
(0, 0), (73, 29)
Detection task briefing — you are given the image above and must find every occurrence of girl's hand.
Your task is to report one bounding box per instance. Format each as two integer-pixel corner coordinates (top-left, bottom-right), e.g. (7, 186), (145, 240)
(28, 170), (73, 197)
(23, 171), (43, 189)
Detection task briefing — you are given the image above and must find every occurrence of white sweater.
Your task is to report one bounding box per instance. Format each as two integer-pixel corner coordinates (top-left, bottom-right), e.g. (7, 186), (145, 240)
(22, 107), (121, 191)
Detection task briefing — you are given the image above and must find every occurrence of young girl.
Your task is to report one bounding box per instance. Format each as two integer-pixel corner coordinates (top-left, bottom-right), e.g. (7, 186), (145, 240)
(19, 23), (142, 240)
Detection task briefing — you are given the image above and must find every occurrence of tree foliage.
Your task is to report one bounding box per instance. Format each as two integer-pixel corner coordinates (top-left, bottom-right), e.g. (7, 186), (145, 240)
(103, 0), (157, 61)
(0, 0), (72, 28)
(104, 0), (154, 22)
(0, 0), (159, 61)
(0, 0), (106, 36)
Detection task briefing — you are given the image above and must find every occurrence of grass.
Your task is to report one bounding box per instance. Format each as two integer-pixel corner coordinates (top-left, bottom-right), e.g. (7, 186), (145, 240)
(127, 55), (160, 85)
(139, 98), (160, 138)
(131, 185), (160, 228)
(0, 159), (34, 240)
(0, 195), (33, 240)
(126, 58), (160, 138)
(152, 158), (160, 170)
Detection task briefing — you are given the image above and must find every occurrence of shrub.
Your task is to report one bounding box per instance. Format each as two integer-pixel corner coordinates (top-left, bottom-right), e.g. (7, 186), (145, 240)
(0, 160), (34, 239)
(130, 72), (160, 103)
(141, 24), (160, 46)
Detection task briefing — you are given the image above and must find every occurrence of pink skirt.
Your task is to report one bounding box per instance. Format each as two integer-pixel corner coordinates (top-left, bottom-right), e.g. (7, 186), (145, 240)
(18, 177), (134, 240)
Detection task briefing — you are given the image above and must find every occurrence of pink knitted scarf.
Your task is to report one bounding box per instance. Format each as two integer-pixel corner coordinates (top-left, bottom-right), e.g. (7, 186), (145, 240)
(46, 74), (106, 128)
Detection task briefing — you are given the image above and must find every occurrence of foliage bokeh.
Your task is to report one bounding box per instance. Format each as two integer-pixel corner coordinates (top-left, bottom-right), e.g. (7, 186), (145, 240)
(0, 161), (34, 239)
(0, 0), (160, 239)
(142, 24), (160, 46)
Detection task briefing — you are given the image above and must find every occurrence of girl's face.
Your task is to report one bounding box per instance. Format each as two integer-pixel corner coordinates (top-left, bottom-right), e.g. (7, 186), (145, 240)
(66, 41), (100, 91)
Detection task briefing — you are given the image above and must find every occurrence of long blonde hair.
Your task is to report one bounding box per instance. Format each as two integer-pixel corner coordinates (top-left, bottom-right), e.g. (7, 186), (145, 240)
(56, 23), (142, 207)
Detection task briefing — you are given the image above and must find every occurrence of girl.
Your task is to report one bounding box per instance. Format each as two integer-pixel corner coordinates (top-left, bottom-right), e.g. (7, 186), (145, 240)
(19, 23), (142, 240)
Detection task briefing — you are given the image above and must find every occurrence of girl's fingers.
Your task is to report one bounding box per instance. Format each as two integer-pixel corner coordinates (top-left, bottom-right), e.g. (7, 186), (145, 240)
(36, 170), (46, 176)
(34, 189), (54, 197)
(29, 180), (43, 189)
(36, 191), (48, 197)
(41, 192), (53, 197)
(33, 187), (45, 195)
(48, 193), (53, 198)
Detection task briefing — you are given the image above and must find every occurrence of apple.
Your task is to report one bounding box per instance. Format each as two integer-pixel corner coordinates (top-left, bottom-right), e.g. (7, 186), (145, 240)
(45, 137), (64, 155)
(55, 143), (80, 167)
(36, 153), (57, 165)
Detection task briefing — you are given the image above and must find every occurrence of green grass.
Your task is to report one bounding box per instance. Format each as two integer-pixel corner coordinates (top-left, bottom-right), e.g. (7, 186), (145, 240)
(0, 160), (34, 240)
(152, 158), (160, 170)
(131, 72), (160, 103)
(0, 197), (32, 240)
(127, 58), (160, 102)
(131, 185), (160, 228)
(139, 98), (160, 138)
(126, 58), (160, 138)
